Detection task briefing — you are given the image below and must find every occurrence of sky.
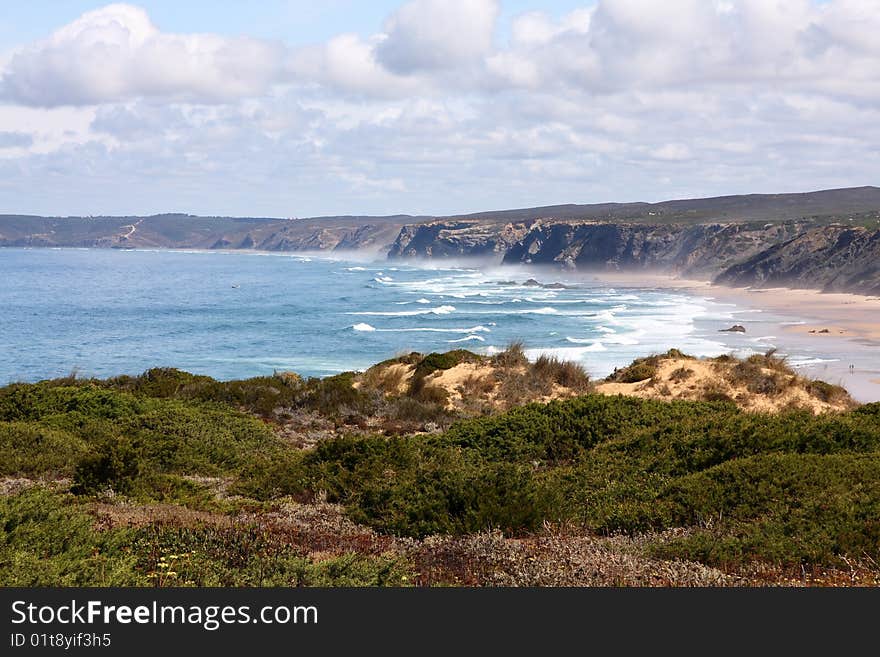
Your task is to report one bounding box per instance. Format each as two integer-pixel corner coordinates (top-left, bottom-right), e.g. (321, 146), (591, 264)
(0, 0), (876, 218)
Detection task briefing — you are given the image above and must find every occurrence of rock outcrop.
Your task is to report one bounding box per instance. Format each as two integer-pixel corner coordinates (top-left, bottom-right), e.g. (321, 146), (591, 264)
(500, 221), (806, 276)
(387, 221), (532, 258)
(389, 219), (809, 277)
(715, 225), (880, 294)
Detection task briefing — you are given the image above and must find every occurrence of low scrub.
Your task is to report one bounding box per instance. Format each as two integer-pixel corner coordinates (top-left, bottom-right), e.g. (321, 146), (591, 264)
(2, 359), (878, 581)
(0, 488), (410, 586)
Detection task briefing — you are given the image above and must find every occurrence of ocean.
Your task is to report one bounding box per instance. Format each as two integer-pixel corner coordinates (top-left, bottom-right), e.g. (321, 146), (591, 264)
(0, 247), (855, 386)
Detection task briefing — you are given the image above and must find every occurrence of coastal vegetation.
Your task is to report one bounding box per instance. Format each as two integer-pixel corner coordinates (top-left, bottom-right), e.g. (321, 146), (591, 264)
(1, 347), (878, 586)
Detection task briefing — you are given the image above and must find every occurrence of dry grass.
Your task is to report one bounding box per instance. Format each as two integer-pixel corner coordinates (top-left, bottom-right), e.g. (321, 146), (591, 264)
(597, 349), (856, 413)
(491, 341), (529, 369)
(361, 363), (410, 396)
(727, 360), (789, 396)
(532, 355), (591, 391)
(353, 346), (593, 418)
(669, 367), (694, 383)
(458, 373), (496, 396)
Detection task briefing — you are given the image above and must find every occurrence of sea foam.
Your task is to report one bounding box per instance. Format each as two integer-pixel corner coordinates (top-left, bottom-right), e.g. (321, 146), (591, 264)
(348, 305), (457, 317)
(448, 335), (486, 343)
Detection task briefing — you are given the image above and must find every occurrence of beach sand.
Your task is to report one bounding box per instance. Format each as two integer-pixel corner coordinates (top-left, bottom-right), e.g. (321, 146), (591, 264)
(586, 271), (880, 402)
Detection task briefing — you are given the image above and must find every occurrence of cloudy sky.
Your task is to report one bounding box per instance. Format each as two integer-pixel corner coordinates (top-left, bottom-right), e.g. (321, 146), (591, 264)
(0, 0), (877, 217)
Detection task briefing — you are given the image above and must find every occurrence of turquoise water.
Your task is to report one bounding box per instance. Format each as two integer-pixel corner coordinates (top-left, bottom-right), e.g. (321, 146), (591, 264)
(0, 247), (841, 383)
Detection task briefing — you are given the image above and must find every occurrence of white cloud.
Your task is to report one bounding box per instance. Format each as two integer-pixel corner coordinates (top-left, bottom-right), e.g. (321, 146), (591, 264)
(0, 4), (285, 106)
(0, 131), (32, 149)
(650, 143), (692, 162)
(375, 0), (499, 74)
(290, 33), (419, 97)
(0, 1), (879, 217)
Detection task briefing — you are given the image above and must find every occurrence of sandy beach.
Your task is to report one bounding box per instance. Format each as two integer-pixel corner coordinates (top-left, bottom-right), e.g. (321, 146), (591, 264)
(587, 271), (880, 402)
(709, 287), (880, 342)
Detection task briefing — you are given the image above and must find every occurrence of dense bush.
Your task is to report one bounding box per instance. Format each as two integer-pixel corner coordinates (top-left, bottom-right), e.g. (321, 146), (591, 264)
(3, 372), (880, 574)
(653, 453), (880, 566)
(0, 383), (278, 498)
(295, 395), (880, 566)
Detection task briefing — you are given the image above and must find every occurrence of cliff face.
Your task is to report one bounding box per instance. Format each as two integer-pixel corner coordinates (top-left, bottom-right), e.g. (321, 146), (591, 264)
(716, 226), (880, 294)
(390, 220), (806, 275)
(501, 221), (807, 275)
(387, 219), (880, 294)
(387, 221), (532, 258)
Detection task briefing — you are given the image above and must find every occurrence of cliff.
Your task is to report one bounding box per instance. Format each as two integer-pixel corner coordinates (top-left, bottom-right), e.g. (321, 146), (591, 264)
(387, 221), (532, 258)
(716, 225), (880, 294)
(388, 218), (880, 294)
(500, 221), (808, 276)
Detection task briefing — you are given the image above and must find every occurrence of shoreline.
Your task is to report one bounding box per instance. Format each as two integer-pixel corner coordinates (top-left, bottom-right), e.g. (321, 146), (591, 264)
(3, 247), (879, 401)
(586, 271), (880, 402)
(585, 270), (880, 343)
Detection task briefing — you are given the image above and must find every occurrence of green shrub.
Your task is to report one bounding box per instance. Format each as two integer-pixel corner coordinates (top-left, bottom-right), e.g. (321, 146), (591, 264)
(71, 437), (140, 495)
(0, 422), (88, 476)
(0, 383), (278, 502)
(413, 351), (481, 378)
(0, 488), (141, 586)
(611, 361), (657, 383)
(654, 453), (880, 566)
(806, 380), (851, 404)
(4, 365), (880, 575)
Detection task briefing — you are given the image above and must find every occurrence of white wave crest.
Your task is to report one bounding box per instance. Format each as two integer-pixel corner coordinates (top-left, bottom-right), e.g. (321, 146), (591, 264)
(347, 305), (457, 317)
(354, 325), (492, 334)
(565, 337), (597, 345)
(526, 344), (607, 361)
(447, 335), (486, 343)
(789, 357), (840, 368)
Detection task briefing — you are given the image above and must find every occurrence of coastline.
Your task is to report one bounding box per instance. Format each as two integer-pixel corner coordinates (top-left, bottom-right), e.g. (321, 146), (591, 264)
(3, 247), (878, 401)
(586, 271), (880, 402)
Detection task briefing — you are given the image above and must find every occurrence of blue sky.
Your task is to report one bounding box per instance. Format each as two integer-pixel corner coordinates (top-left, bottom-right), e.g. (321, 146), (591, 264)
(0, 1), (876, 218)
(0, 1), (595, 49)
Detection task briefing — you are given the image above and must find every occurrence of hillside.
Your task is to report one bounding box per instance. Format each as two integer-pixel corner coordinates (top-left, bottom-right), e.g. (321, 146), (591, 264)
(3, 186), (879, 250)
(0, 213), (416, 253)
(715, 225), (880, 294)
(4, 186), (880, 293)
(442, 186), (880, 225)
(2, 348), (878, 587)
